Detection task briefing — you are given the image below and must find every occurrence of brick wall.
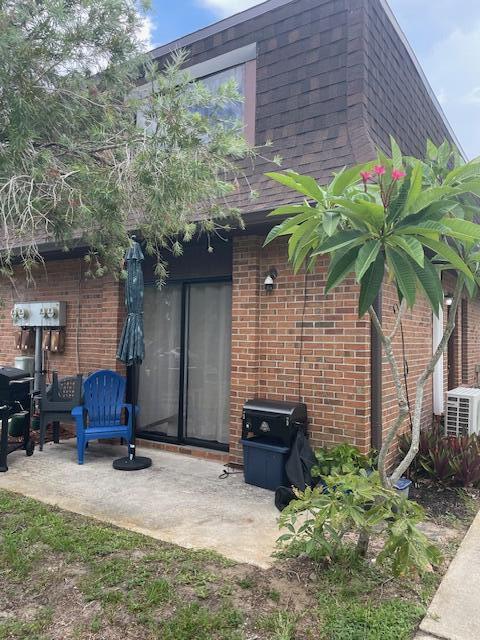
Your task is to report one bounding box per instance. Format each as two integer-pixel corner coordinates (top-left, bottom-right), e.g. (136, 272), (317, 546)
(4, 250), (480, 467)
(229, 235), (371, 464)
(379, 275), (480, 468)
(464, 296), (480, 386)
(0, 257), (125, 378)
(380, 283), (434, 466)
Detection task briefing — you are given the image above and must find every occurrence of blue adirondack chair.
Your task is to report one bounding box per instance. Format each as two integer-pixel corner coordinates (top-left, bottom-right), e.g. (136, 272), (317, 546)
(71, 370), (135, 465)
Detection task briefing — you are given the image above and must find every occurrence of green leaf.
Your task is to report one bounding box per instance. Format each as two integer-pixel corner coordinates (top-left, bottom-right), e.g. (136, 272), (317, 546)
(390, 136), (403, 169)
(265, 171), (324, 202)
(444, 161), (480, 186)
(293, 238), (317, 274)
(331, 197), (385, 229)
(421, 237), (474, 281)
(288, 218), (319, 261)
(389, 235), (424, 267)
(355, 240), (381, 282)
(358, 253), (385, 316)
(411, 259), (443, 315)
(387, 173), (411, 222)
(328, 161), (374, 196)
(404, 162), (423, 212)
(325, 246), (360, 294)
(464, 274), (478, 298)
(268, 204), (315, 216)
(312, 230), (367, 256)
(264, 211), (317, 246)
(451, 180), (480, 198)
(401, 200), (457, 226)
(398, 221), (449, 238)
(442, 218), (480, 242)
(386, 247), (417, 307)
(323, 210), (341, 236)
(409, 187), (456, 214)
(426, 139), (438, 162)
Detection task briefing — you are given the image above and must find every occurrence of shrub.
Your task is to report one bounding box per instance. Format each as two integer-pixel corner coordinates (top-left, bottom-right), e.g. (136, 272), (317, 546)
(398, 427), (480, 487)
(278, 470), (441, 577)
(312, 443), (376, 478)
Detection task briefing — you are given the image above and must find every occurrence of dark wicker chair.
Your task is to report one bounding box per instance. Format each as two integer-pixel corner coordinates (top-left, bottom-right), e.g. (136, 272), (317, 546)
(39, 372), (83, 451)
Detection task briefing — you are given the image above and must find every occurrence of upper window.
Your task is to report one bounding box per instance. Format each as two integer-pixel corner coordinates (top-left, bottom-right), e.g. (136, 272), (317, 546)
(195, 58), (256, 145)
(135, 44), (257, 145)
(197, 64), (246, 124)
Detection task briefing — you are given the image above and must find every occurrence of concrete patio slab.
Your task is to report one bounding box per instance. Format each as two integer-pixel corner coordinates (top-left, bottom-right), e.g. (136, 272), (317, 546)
(0, 440), (280, 568)
(419, 508), (480, 640)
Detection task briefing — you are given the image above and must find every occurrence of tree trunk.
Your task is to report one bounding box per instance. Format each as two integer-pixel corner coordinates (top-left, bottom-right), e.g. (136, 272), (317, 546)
(356, 529), (370, 557)
(369, 276), (464, 488)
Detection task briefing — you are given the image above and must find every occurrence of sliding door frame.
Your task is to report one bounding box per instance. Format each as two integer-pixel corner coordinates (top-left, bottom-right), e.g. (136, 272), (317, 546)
(135, 275), (232, 452)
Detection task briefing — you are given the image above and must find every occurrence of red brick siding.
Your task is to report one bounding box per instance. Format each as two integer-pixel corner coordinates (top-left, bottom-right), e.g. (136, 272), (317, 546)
(379, 275), (480, 467)
(464, 297), (480, 386)
(380, 282), (433, 466)
(4, 250), (480, 468)
(0, 258), (125, 377)
(229, 235), (371, 465)
(230, 236), (262, 463)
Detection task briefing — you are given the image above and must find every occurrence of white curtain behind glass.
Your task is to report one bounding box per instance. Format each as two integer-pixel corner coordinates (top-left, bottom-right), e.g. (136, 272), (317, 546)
(138, 286), (182, 437)
(186, 283), (232, 444)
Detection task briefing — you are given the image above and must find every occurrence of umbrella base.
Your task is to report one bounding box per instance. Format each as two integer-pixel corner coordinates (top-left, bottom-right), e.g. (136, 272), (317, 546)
(113, 456), (152, 471)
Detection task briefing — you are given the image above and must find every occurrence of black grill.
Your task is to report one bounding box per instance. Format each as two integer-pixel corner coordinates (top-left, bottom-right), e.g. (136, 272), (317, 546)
(0, 367), (31, 407)
(242, 399), (307, 447)
(0, 366), (34, 472)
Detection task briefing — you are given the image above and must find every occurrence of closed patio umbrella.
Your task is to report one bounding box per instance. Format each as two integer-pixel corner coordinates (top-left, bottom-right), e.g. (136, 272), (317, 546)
(113, 239), (152, 471)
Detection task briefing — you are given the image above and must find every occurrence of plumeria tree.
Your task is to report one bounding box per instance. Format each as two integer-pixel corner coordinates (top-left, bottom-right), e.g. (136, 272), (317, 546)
(265, 138), (480, 488)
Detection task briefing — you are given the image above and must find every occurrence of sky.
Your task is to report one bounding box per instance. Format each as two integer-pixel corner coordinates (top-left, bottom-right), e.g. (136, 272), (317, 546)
(142, 0), (480, 159)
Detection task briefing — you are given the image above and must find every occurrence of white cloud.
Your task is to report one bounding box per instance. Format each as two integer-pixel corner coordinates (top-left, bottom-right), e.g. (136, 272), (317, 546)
(464, 87), (480, 105)
(421, 23), (480, 158)
(136, 15), (155, 51)
(387, 1), (480, 159)
(198, 0), (262, 18)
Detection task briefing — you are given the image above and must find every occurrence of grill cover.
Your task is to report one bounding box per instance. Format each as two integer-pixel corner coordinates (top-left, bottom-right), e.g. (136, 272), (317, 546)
(242, 399), (307, 447)
(0, 367), (31, 405)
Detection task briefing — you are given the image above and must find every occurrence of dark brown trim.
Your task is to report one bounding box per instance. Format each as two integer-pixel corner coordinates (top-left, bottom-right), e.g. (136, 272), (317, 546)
(244, 59), (257, 146)
(370, 289), (383, 451)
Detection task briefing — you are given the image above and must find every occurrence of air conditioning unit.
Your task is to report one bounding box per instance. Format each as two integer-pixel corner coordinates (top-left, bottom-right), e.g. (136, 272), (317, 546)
(445, 387), (480, 437)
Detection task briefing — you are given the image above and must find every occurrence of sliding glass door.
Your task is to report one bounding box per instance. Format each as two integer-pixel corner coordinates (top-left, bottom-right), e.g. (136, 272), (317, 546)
(138, 280), (231, 449)
(184, 282), (231, 445)
(138, 285), (182, 438)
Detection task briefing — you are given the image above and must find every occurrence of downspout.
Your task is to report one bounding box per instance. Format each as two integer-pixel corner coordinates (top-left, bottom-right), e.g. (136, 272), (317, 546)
(371, 290), (383, 450)
(433, 305), (444, 416)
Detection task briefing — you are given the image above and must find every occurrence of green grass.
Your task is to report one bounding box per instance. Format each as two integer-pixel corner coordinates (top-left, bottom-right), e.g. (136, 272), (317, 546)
(0, 608), (53, 640)
(162, 603), (243, 640)
(237, 575), (255, 589)
(258, 611), (298, 640)
(0, 489), (462, 640)
(322, 599), (424, 640)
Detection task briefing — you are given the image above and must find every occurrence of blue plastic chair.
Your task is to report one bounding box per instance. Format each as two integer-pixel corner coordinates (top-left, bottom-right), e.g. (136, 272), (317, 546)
(71, 370), (135, 465)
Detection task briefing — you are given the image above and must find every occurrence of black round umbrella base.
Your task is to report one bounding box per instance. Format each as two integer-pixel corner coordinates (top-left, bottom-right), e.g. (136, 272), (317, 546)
(113, 456), (152, 471)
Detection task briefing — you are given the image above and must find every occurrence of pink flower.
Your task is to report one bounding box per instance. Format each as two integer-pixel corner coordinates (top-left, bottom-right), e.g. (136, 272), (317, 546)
(360, 170), (373, 183)
(373, 165), (386, 176)
(391, 169), (406, 181)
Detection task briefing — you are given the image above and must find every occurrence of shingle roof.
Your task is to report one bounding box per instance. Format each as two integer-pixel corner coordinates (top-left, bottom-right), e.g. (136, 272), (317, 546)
(2, 0), (462, 255)
(149, 0), (460, 216)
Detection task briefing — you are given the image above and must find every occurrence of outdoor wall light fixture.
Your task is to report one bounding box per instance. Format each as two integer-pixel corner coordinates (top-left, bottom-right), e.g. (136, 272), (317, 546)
(444, 293), (454, 307)
(264, 267), (278, 293)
